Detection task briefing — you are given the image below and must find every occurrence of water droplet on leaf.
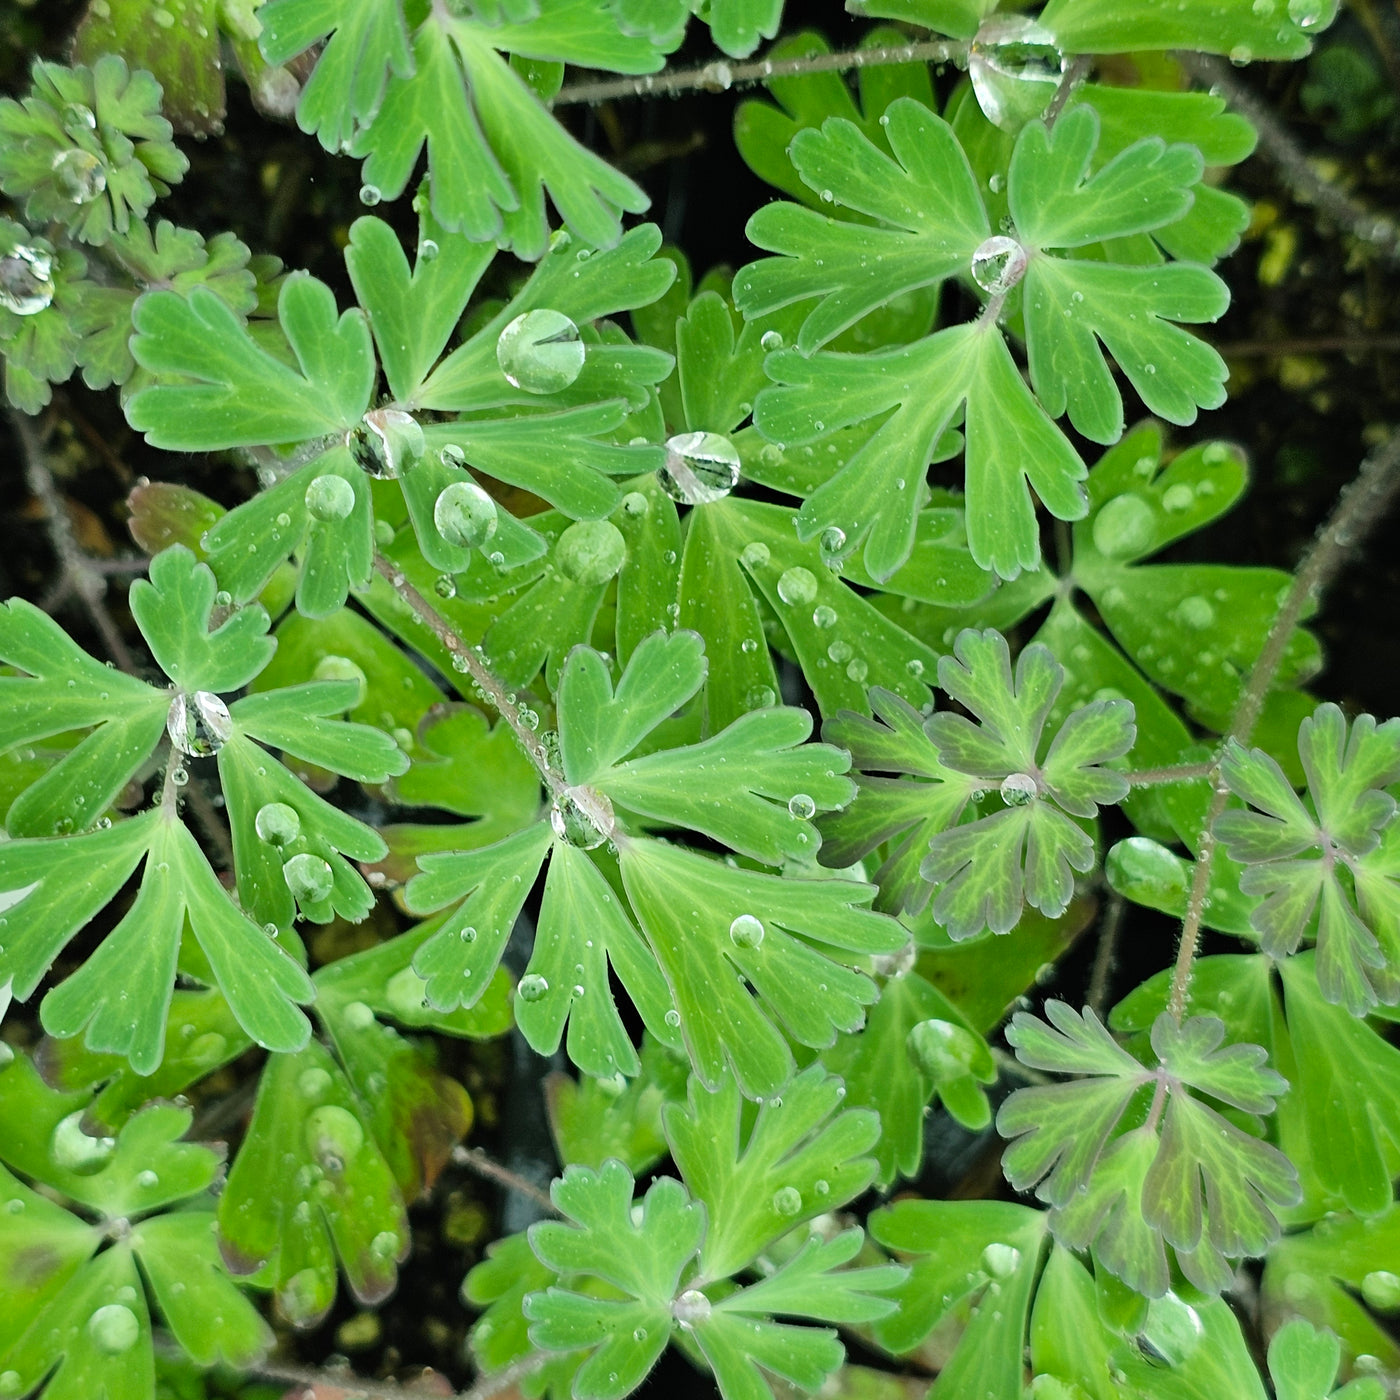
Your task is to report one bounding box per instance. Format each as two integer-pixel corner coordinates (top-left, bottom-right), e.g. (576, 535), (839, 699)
(255, 802), (301, 847)
(51, 148), (106, 203)
(788, 793), (816, 820)
(659, 431), (741, 505)
(673, 1289), (710, 1326)
(88, 1303), (139, 1354)
(729, 914), (765, 949)
(284, 852), (333, 904)
(556, 519), (625, 586)
(550, 788), (615, 848)
(517, 973), (549, 1003)
(305, 473), (355, 522)
(51, 1110), (116, 1173)
(777, 566), (817, 607)
(305, 1104), (363, 1173)
(772, 1186), (802, 1216)
(970, 234), (1029, 295)
(999, 772), (1037, 806)
(0, 244), (54, 317)
(907, 1018), (982, 1081)
(969, 16), (1067, 130)
(1090, 493), (1155, 558)
(496, 309), (585, 394)
(167, 690), (231, 757)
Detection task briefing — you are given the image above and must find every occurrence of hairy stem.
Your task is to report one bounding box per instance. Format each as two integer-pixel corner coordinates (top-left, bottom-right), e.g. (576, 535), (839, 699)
(451, 1144), (560, 1215)
(551, 39), (969, 107)
(1176, 51), (1400, 265)
(1166, 429), (1400, 1022)
(1043, 54), (1093, 129)
(1122, 761), (1216, 787)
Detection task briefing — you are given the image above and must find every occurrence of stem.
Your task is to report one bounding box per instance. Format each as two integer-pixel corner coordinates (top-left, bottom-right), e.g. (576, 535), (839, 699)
(1043, 54), (1092, 129)
(1123, 761), (1216, 788)
(451, 1144), (560, 1215)
(1087, 892), (1125, 1018)
(1175, 52), (1400, 265)
(1165, 429), (1400, 1022)
(372, 554), (562, 794)
(241, 1352), (548, 1400)
(550, 40), (969, 107)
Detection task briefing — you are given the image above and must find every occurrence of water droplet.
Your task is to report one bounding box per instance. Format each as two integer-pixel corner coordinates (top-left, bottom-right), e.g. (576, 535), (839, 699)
(906, 1018), (982, 1081)
(284, 852), (333, 904)
(812, 605), (838, 629)
(344, 1001), (375, 1030)
(788, 793), (816, 820)
(777, 566), (818, 607)
(518, 973), (550, 1003)
(729, 914), (765, 949)
(740, 541), (770, 570)
(51, 1110), (116, 1173)
(312, 654), (367, 707)
(359, 183), (382, 205)
(255, 802), (301, 848)
(1362, 1270), (1400, 1312)
(664, 1008), (682, 1028)
(659, 431), (741, 505)
(553, 519), (625, 586)
(167, 690), (231, 758)
(305, 1104), (364, 1173)
(88, 1303), (139, 1354)
(746, 685), (777, 709)
(434, 574), (457, 599)
(0, 1372), (21, 1397)
(632, 1327), (649, 1342)
(305, 473), (355, 522)
(970, 234), (1029, 296)
(620, 490), (649, 517)
(1140, 1292), (1204, 1366)
(1288, 0), (1325, 28)
(496, 309), (585, 394)
(1175, 595), (1215, 631)
(828, 639), (853, 665)
(550, 787), (616, 848)
(981, 1242), (1021, 1278)
(819, 525), (847, 557)
(384, 966), (432, 1020)
(1090, 493), (1154, 558)
(0, 243), (55, 316)
(51, 148), (106, 203)
(1229, 44), (1252, 64)
(419, 238), (439, 262)
(772, 1186), (802, 1216)
(760, 330), (784, 351)
(999, 772), (1037, 806)
(906, 657), (925, 678)
(1160, 483), (1195, 514)
(846, 657), (869, 683)
(432, 479), (499, 551)
(61, 101), (96, 135)
(969, 15), (1067, 130)
(673, 1289), (711, 1326)
(298, 1067), (332, 1100)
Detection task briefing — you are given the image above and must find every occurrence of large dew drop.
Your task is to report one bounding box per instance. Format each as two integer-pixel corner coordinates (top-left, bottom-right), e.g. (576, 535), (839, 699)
(305, 473), (355, 522)
(772, 1185), (802, 1216)
(999, 772), (1037, 806)
(776, 566), (817, 607)
(729, 914), (765, 950)
(555, 519), (625, 587)
(1139, 1292), (1204, 1366)
(348, 408), (424, 480)
(167, 690), (232, 758)
(304, 1104), (364, 1173)
(87, 1303), (140, 1354)
(658, 431), (741, 505)
(981, 1242), (1022, 1278)
(51, 148), (106, 203)
(283, 852), (333, 904)
(1091, 493), (1155, 559)
(497, 309), (585, 394)
(550, 788), (615, 849)
(0, 244), (55, 316)
(517, 973), (550, 1003)
(968, 15), (1067, 131)
(313, 653), (368, 707)
(1362, 1270), (1400, 1312)
(788, 793), (816, 820)
(970, 235), (1029, 296)
(906, 1018), (981, 1081)
(51, 1109), (116, 1173)
(673, 1289), (711, 1327)
(434, 480), (498, 550)
(255, 802), (301, 848)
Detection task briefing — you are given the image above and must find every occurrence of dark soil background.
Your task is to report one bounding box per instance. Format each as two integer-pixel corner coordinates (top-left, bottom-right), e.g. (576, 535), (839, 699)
(0, 0), (1397, 1393)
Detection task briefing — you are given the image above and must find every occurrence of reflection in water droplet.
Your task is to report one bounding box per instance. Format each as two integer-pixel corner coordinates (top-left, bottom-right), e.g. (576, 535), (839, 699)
(556, 519), (626, 586)
(777, 566), (817, 607)
(906, 1018), (982, 1081)
(729, 914), (765, 949)
(1091, 493), (1155, 559)
(999, 772), (1037, 806)
(969, 15), (1068, 131)
(740, 541), (770, 570)
(284, 852), (333, 904)
(88, 1303), (140, 1354)
(167, 691), (232, 758)
(344, 1001), (375, 1030)
(812, 605), (837, 629)
(256, 802), (301, 848)
(760, 330), (784, 351)
(51, 1110), (116, 1173)
(305, 1104), (364, 1173)
(981, 1242), (1021, 1278)
(51, 148), (106, 203)
(348, 408), (424, 479)
(298, 1067), (332, 1100)
(0, 244), (54, 317)
(970, 234), (1029, 296)
(550, 787), (615, 849)
(673, 1289), (711, 1326)
(518, 973), (550, 1003)
(658, 431), (741, 505)
(772, 1186), (802, 1216)
(1139, 1292), (1204, 1366)
(788, 793), (816, 820)
(1160, 483), (1195, 513)
(434, 480), (498, 549)
(497, 309), (585, 394)
(305, 473), (355, 522)
(1362, 1270), (1400, 1312)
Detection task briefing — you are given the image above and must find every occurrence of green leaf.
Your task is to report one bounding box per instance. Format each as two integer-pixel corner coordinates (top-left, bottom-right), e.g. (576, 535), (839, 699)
(664, 1064), (881, 1278)
(1216, 703), (1400, 1013)
(127, 274), (375, 448)
(1269, 1319), (1388, 1400)
(736, 99), (988, 353)
(921, 628), (1133, 936)
(0, 596), (167, 836)
(216, 1040), (410, 1327)
(619, 837), (905, 1098)
(1038, 0), (1337, 59)
(998, 1002), (1300, 1295)
(129, 546), (275, 692)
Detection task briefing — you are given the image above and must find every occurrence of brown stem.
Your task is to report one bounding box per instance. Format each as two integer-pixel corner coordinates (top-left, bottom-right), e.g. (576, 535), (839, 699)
(550, 39), (969, 108)
(1175, 51), (1400, 264)
(1166, 429), (1400, 1022)
(451, 1144), (560, 1215)
(1087, 892), (1125, 1018)
(1043, 54), (1093, 129)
